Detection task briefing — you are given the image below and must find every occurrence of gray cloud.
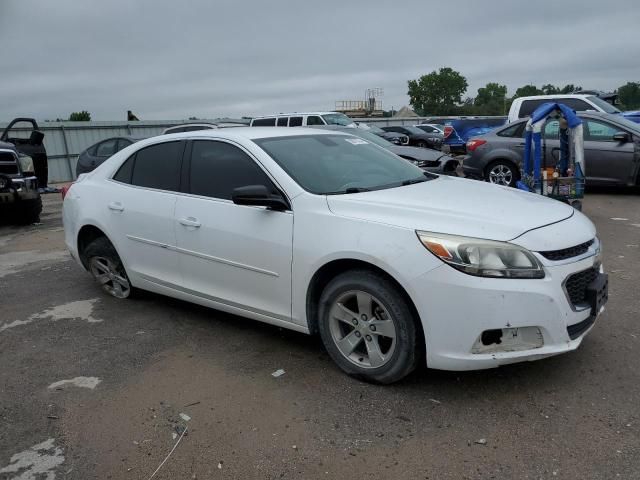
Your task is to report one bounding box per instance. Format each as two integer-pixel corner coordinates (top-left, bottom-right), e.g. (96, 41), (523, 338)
(1, 0), (639, 120)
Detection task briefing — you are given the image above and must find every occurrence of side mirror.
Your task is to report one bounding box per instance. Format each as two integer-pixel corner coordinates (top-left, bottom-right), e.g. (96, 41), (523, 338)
(232, 185), (289, 211)
(612, 131), (630, 143)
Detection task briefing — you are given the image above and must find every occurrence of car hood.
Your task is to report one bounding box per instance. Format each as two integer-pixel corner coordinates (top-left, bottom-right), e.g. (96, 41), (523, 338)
(388, 145), (447, 162)
(326, 176), (575, 241)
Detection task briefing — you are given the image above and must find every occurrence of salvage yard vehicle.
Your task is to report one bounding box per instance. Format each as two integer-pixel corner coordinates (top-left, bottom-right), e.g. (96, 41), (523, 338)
(462, 111), (640, 187)
(507, 94), (622, 123)
(356, 123), (409, 145)
(76, 136), (146, 176)
(63, 127), (607, 384)
(312, 125), (458, 174)
(250, 111), (355, 127)
(380, 125), (442, 150)
(0, 141), (42, 224)
(442, 117), (507, 155)
(1, 118), (49, 190)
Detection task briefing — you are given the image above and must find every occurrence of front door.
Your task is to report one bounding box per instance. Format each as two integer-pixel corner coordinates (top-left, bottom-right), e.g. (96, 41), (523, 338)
(582, 118), (636, 185)
(174, 139), (293, 321)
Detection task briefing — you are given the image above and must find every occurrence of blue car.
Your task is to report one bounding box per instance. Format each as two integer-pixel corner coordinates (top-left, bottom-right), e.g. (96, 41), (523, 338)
(442, 117), (507, 154)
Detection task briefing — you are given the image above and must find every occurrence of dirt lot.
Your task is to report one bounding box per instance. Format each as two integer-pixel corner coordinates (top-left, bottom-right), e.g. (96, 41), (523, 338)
(1, 189), (639, 480)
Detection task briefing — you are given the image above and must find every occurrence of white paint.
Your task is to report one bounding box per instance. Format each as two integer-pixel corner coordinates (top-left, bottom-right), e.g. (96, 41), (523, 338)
(0, 250), (69, 278)
(271, 369), (285, 378)
(610, 217), (629, 221)
(0, 438), (64, 480)
(179, 413), (191, 422)
(0, 299), (101, 333)
(630, 224), (640, 228)
(48, 376), (101, 390)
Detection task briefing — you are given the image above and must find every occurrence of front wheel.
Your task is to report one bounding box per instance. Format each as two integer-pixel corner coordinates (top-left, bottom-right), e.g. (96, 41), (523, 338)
(416, 141), (428, 148)
(318, 270), (421, 384)
(485, 160), (520, 187)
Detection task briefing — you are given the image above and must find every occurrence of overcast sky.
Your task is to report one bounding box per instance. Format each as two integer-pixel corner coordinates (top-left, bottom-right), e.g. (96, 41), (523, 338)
(1, 0), (639, 121)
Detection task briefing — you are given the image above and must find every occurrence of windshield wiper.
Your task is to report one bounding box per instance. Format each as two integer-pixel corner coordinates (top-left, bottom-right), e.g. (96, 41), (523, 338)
(401, 177), (428, 186)
(324, 187), (371, 195)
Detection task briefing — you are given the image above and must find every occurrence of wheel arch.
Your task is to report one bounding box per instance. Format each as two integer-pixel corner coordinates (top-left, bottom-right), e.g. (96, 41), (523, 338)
(77, 224), (116, 269)
(484, 156), (521, 178)
(305, 259), (425, 352)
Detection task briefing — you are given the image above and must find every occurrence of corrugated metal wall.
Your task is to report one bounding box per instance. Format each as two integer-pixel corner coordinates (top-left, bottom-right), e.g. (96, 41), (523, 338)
(0, 117), (435, 183)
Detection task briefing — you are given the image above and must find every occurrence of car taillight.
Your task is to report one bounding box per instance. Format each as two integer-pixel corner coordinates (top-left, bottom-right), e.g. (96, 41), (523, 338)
(61, 183), (73, 199)
(466, 139), (487, 152)
(443, 125), (453, 139)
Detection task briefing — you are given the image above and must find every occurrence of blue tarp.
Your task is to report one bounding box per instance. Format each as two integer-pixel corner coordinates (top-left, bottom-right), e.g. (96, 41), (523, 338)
(530, 102), (582, 129)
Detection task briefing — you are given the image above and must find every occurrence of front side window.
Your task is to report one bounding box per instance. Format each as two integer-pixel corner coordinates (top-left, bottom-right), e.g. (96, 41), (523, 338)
(254, 134), (430, 195)
(189, 140), (276, 200)
(586, 96), (621, 114)
(585, 120), (621, 141)
(129, 141), (183, 191)
(96, 139), (118, 157)
(306, 116), (324, 126)
(557, 98), (591, 112)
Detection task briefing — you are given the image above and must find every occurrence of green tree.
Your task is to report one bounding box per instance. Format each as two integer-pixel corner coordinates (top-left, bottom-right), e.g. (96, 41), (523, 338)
(541, 84), (559, 95)
(407, 67), (468, 115)
(513, 85), (543, 98)
(560, 84), (580, 94)
(474, 82), (508, 115)
(68, 110), (91, 121)
(617, 82), (640, 109)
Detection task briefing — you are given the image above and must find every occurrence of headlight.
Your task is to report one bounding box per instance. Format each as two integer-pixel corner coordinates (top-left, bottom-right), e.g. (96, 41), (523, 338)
(0, 176), (9, 189)
(19, 155), (35, 174)
(416, 231), (545, 279)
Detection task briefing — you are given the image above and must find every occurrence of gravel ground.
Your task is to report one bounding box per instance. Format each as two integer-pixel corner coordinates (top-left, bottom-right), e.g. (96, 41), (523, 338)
(1, 188), (639, 480)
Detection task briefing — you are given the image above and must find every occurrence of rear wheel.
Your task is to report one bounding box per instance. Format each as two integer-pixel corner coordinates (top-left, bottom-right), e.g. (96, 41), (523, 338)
(485, 160), (520, 187)
(83, 237), (133, 299)
(416, 140), (428, 148)
(318, 269), (421, 384)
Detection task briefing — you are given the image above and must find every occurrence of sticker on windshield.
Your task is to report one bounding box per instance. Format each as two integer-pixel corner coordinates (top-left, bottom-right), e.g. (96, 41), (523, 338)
(344, 138), (368, 145)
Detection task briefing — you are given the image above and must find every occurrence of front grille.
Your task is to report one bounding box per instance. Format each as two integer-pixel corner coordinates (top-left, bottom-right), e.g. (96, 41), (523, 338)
(540, 239), (594, 261)
(565, 267), (598, 306)
(0, 164), (19, 175)
(567, 316), (596, 340)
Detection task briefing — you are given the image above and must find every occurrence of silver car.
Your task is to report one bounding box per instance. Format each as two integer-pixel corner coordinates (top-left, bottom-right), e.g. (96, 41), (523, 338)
(462, 112), (640, 187)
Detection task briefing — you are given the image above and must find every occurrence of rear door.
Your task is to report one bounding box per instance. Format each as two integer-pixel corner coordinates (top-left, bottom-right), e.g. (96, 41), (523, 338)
(174, 139), (293, 320)
(582, 118), (635, 185)
(107, 140), (185, 286)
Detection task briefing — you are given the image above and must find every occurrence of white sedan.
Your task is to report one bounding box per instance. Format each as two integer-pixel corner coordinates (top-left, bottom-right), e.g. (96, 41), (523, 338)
(63, 128), (608, 383)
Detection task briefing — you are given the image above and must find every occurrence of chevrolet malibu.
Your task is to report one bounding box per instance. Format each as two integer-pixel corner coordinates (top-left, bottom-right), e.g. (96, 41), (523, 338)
(63, 128), (608, 383)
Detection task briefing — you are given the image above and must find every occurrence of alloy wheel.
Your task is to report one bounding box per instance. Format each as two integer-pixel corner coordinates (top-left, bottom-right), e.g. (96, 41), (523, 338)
(89, 256), (131, 299)
(488, 164), (514, 186)
(328, 290), (397, 369)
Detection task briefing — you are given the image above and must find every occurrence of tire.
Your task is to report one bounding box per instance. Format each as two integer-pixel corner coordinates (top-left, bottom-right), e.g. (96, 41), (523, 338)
(485, 160), (520, 187)
(13, 197), (42, 225)
(317, 269), (421, 384)
(416, 141), (428, 148)
(83, 237), (135, 299)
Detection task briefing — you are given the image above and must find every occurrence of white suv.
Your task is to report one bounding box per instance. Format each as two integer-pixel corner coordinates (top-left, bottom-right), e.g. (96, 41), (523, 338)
(508, 94), (621, 123)
(63, 128), (607, 383)
(250, 112), (355, 127)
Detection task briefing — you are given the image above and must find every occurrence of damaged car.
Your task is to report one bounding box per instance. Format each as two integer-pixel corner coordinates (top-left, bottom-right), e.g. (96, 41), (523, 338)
(63, 128), (607, 383)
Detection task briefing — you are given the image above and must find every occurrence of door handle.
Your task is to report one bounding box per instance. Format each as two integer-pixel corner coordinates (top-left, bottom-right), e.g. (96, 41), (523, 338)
(179, 217), (201, 228)
(108, 202), (124, 212)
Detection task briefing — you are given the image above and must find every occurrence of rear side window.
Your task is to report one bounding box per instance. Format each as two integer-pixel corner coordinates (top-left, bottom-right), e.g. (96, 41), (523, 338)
(497, 123), (525, 138)
(289, 116), (303, 127)
(518, 99), (546, 118)
(113, 155), (135, 183)
(557, 98), (591, 112)
(96, 139), (118, 157)
(189, 140), (276, 200)
(253, 118), (276, 126)
(129, 141), (183, 191)
(277, 117), (288, 126)
(306, 116), (324, 126)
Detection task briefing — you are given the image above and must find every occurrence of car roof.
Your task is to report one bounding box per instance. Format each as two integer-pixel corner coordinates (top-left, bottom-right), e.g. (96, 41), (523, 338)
(515, 94), (594, 101)
(158, 127), (346, 142)
(251, 112), (342, 119)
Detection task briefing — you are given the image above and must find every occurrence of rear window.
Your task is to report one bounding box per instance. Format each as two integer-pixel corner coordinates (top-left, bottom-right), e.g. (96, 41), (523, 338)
(130, 141), (184, 191)
(253, 118), (276, 126)
(96, 139), (118, 157)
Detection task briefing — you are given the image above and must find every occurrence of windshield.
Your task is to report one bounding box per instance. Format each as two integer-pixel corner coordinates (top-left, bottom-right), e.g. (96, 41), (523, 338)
(346, 128), (393, 148)
(322, 113), (355, 126)
(588, 96), (621, 114)
(366, 125), (385, 134)
(254, 134), (430, 195)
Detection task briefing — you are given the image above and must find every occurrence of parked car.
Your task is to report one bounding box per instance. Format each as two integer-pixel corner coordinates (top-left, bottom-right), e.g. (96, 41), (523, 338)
(508, 94), (622, 123)
(0, 141), (42, 224)
(63, 127), (606, 383)
(250, 112), (355, 127)
(1, 118), (49, 191)
(462, 112), (640, 187)
(312, 125), (458, 174)
(357, 123), (409, 145)
(415, 123), (444, 135)
(442, 117), (507, 155)
(380, 126), (442, 149)
(76, 136), (145, 176)
(162, 121), (246, 134)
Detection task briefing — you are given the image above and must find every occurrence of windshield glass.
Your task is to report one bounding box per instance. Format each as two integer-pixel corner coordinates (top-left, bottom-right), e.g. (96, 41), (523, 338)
(347, 128), (393, 148)
(587, 96), (621, 114)
(322, 113), (355, 126)
(366, 125), (385, 134)
(403, 126), (427, 135)
(254, 134), (430, 195)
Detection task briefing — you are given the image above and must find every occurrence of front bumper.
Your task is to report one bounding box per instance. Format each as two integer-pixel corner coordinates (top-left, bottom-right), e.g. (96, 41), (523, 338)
(411, 250), (605, 371)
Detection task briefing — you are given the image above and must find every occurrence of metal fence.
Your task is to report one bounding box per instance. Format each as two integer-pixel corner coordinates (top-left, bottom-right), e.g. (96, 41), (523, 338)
(0, 116), (439, 183)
